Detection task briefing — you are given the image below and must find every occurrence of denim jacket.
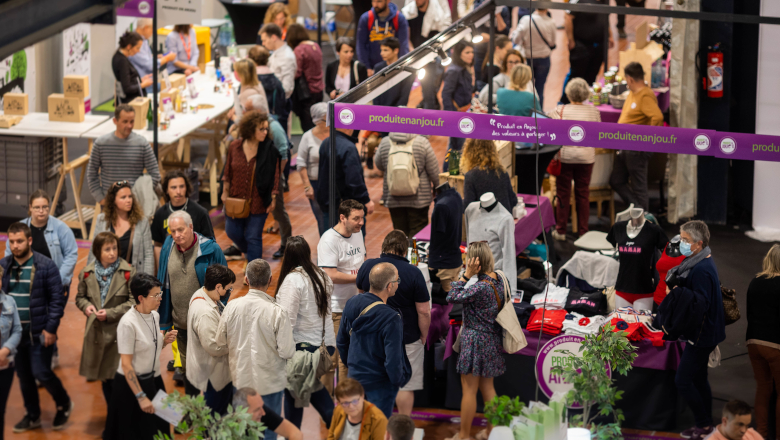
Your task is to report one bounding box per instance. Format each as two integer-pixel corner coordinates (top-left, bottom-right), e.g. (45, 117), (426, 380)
(0, 292), (22, 357)
(4, 216), (78, 287)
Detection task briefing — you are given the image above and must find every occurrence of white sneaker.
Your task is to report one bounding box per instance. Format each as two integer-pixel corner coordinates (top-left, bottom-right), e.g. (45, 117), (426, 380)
(552, 230), (567, 241)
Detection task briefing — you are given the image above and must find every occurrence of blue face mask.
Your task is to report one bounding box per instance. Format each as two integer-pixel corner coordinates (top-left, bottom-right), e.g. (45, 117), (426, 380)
(680, 241), (693, 257)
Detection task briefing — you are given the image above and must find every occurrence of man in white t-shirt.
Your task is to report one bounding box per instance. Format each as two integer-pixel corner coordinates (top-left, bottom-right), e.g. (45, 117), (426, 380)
(318, 199), (367, 385)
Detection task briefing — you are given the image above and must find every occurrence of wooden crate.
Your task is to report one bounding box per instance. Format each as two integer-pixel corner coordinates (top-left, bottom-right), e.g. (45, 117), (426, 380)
(495, 140), (515, 176)
(0, 115), (23, 128)
(3, 93), (28, 115)
(439, 173), (465, 199)
(47, 94), (85, 122)
(129, 97), (151, 130)
(63, 75), (89, 99)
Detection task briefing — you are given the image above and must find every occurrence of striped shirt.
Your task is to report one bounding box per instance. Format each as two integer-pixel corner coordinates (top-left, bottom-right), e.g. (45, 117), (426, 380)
(547, 104), (601, 164)
(8, 254), (33, 325)
(87, 132), (161, 202)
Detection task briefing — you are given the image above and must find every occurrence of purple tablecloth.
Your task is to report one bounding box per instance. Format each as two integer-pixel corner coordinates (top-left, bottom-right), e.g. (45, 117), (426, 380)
(443, 325), (685, 371)
(597, 88), (671, 124)
(414, 194), (554, 255)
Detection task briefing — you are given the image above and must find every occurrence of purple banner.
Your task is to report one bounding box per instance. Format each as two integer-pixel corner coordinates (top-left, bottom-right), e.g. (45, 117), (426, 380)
(117, 0), (154, 18)
(334, 104), (780, 162)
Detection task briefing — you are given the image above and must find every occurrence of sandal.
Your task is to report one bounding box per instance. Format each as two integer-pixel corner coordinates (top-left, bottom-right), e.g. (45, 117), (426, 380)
(265, 226), (279, 234)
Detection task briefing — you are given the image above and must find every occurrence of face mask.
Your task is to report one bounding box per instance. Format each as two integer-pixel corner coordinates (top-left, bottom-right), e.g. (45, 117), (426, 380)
(680, 241), (693, 257)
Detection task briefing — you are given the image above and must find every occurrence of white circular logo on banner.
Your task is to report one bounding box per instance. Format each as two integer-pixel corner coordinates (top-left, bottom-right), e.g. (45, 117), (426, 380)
(568, 125), (586, 142)
(694, 134), (711, 152)
(138, 1), (151, 14)
(720, 137), (737, 155)
(458, 117), (475, 134)
(338, 108), (355, 125)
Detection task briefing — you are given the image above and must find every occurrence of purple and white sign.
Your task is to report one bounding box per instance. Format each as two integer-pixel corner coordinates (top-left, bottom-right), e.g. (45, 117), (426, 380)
(116, 0), (154, 17)
(334, 104), (780, 163)
(534, 334), (611, 408)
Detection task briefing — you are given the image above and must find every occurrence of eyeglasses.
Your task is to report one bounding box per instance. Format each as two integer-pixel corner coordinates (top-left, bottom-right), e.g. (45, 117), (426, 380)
(339, 397), (362, 408)
(31, 205), (50, 212)
(148, 292), (163, 299)
(506, 59), (521, 65)
(111, 181), (131, 191)
(258, 127), (269, 132)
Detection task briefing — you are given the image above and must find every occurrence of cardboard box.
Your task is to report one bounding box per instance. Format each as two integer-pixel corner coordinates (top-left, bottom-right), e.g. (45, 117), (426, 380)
(0, 115), (23, 128)
(168, 73), (186, 90)
(48, 94), (85, 122)
(129, 97), (151, 130)
(617, 23), (664, 84)
(3, 93), (28, 115)
(160, 87), (180, 105)
(63, 75), (89, 99)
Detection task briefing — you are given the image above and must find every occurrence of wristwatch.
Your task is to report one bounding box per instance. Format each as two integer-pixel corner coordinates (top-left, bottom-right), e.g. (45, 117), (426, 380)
(135, 391), (147, 400)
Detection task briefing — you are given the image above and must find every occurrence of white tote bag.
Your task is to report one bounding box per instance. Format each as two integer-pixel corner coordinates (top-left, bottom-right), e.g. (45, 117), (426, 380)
(495, 270), (528, 353)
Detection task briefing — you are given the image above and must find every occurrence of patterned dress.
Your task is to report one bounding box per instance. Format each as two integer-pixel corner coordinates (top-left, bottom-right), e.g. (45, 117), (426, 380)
(447, 274), (506, 377)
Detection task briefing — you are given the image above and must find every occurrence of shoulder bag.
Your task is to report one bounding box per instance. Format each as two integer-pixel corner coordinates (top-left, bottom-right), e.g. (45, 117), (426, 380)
(225, 144), (256, 219)
(721, 285), (740, 325)
(349, 301), (383, 336)
(491, 271), (528, 353)
(315, 311), (335, 377)
(530, 16), (556, 51)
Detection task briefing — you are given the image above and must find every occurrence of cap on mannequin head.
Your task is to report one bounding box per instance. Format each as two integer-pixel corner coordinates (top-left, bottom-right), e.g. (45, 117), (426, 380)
(480, 192), (497, 208)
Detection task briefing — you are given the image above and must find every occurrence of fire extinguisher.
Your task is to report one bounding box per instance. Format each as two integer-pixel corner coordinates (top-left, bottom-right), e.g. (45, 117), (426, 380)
(706, 43), (723, 98)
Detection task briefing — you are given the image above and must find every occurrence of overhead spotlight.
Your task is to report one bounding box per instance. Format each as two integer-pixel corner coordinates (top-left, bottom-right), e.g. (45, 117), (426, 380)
(471, 25), (483, 43)
(401, 66), (426, 80)
(437, 47), (452, 66)
(417, 67), (426, 80)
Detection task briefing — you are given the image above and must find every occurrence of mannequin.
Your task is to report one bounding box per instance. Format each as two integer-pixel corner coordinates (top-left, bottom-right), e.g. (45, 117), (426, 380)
(435, 181), (451, 195)
(606, 210), (669, 311)
(429, 180), (463, 303)
(653, 234), (685, 306)
(465, 192), (517, 295)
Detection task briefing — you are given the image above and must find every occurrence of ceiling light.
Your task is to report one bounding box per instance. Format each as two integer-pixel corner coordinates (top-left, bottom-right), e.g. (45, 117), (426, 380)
(437, 47), (451, 66)
(471, 25), (483, 43)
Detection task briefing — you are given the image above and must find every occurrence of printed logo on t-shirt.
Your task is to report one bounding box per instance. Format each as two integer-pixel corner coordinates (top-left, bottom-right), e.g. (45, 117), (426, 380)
(569, 299), (596, 308)
(345, 246), (363, 257)
(618, 245), (642, 254)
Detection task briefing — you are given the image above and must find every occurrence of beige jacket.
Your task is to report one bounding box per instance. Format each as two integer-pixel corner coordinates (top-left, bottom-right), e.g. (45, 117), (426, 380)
(216, 289), (295, 395)
(547, 104), (601, 164)
(186, 287), (231, 392)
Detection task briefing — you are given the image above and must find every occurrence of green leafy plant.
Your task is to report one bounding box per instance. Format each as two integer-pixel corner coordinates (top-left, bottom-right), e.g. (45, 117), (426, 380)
(550, 323), (638, 440)
(484, 395), (525, 427)
(153, 391), (265, 440)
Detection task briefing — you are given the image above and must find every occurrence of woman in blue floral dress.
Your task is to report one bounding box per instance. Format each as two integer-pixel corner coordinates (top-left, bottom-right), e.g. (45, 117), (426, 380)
(446, 241), (505, 440)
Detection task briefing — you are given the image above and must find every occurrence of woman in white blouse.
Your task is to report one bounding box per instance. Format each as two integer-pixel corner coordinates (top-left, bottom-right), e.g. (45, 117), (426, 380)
(277, 236), (336, 430)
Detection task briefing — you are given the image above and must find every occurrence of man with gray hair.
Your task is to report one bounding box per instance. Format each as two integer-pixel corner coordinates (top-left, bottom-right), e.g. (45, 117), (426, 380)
(231, 388), (303, 440)
(128, 18), (177, 89)
(157, 210), (226, 396)
(216, 259), (295, 440)
(337, 262), (411, 418)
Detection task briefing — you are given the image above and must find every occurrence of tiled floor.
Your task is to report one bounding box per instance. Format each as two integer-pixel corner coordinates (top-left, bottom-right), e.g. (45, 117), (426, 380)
(0, 3), (664, 438)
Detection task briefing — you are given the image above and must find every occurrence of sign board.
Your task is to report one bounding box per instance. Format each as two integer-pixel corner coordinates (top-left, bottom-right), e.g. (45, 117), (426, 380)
(334, 103), (780, 163)
(157, 0), (201, 27)
(0, 47), (36, 112)
(117, 0), (154, 17)
(534, 334), (611, 408)
(62, 23), (91, 112)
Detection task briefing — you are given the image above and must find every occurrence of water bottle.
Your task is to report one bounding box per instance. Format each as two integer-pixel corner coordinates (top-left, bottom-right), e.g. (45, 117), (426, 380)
(218, 24), (232, 48)
(227, 41), (238, 63)
(651, 61), (665, 88)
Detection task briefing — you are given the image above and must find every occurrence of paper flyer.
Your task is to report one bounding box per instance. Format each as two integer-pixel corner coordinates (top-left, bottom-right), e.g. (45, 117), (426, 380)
(152, 390), (184, 426)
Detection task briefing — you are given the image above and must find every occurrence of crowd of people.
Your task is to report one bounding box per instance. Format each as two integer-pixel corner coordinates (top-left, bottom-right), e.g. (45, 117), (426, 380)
(3, 1), (774, 439)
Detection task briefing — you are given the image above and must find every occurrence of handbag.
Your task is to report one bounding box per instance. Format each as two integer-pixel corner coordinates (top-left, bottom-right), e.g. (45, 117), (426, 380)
(224, 146), (256, 219)
(490, 271), (528, 353)
(721, 285), (741, 325)
(315, 312), (334, 378)
(294, 75), (312, 102)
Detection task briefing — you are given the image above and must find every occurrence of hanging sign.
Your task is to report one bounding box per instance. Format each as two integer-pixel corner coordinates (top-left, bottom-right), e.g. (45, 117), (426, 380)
(157, 0), (202, 27)
(334, 103), (780, 163)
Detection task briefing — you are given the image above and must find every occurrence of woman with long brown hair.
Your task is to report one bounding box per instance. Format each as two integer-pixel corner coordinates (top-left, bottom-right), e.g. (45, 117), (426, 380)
(478, 49), (530, 111)
(90, 182), (154, 275)
(229, 58), (269, 122)
(262, 2), (293, 40)
(276, 236), (335, 430)
(442, 41), (476, 171)
(165, 24), (199, 75)
(460, 139), (517, 213)
(287, 23), (324, 132)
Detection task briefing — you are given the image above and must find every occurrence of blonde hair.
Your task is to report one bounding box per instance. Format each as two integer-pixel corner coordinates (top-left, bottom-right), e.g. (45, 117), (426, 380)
(757, 244), (780, 279)
(234, 59), (259, 88)
(264, 2), (293, 28)
(508, 64), (532, 91)
(460, 139), (504, 175)
(467, 241), (495, 274)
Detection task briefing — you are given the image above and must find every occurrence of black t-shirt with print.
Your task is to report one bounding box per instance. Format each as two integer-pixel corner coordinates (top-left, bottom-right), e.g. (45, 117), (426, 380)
(606, 221), (668, 294)
(565, 288), (607, 317)
(151, 201), (214, 245)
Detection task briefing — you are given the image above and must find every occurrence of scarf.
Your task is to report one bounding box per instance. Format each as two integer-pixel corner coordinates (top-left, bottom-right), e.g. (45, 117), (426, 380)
(253, 136), (282, 208)
(666, 246), (711, 282)
(95, 259), (121, 307)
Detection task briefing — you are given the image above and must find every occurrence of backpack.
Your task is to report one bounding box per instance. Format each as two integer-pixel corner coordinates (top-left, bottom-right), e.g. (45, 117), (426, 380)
(386, 138), (420, 197)
(367, 9), (399, 34)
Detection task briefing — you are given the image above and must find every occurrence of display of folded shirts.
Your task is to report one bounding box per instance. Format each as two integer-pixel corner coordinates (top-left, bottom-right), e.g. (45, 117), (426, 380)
(565, 288), (608, 317)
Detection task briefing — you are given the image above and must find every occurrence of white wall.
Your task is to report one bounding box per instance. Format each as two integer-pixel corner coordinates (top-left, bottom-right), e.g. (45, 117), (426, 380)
(202, 0), (228, 20)
(751, 0), (780, 239)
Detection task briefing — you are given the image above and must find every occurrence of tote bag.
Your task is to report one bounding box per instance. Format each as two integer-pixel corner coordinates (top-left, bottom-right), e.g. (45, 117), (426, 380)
(494, 270), (528, 353)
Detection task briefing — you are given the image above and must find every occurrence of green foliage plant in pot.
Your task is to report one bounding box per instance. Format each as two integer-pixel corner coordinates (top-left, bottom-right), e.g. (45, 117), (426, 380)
(550, 323), (638, 440)
(153, 391), (266, 440)
(484, 395), (525, 440)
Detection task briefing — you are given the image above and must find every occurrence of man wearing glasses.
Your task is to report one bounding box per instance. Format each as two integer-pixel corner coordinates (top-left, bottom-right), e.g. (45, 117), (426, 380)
(0, 222), (72, 432)
(186, 264), (236, 415)
(337, 262), (411, 418)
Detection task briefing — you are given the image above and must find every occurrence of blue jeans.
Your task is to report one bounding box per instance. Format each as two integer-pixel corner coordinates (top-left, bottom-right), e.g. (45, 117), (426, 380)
(528, 57), (551, 107)
(205, 381), (234, 416)
(262, 390), (284, 440)
(364, 384), (399, 419)
(675, 344), (715, 428)
(309, 181), (326, 236)
(225, 213), (269, 262)
(16, 336), (70, 419)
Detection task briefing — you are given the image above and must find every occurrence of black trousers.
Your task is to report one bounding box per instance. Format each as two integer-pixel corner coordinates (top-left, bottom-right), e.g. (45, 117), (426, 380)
(609, 150), (653, 211)
(616, 0), (646, 29)
(561, 41), (605, 104)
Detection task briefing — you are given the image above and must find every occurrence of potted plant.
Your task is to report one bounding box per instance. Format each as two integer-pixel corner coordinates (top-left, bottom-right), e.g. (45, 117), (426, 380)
(484, 395), (525, 440)
(153, 391), (266, 440)
(551, 323), (638, 440)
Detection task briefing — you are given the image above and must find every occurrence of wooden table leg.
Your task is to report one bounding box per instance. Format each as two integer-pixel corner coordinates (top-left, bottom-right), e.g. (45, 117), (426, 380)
(69, 167), (87, 239)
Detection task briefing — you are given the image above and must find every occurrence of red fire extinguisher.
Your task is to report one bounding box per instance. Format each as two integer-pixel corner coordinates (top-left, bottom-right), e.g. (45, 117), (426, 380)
(706, 43), (723, 98)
